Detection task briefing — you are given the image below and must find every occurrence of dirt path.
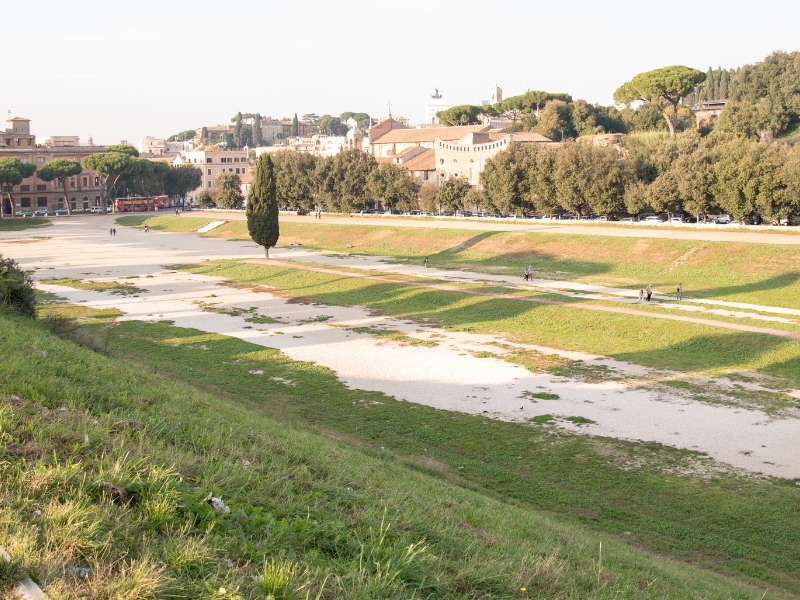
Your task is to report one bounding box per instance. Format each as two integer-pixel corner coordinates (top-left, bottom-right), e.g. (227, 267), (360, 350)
(247, 259), (800, 342)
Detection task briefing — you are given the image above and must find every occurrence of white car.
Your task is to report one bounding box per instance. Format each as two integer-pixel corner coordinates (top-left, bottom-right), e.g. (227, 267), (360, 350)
(644, 216), (665, 223)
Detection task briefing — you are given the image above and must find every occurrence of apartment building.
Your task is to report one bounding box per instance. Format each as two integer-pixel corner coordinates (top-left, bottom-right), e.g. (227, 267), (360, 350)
(179, 148), (249, 203)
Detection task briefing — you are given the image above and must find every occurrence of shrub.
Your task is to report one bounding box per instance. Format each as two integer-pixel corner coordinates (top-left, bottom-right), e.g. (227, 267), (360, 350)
(0, 254), (35, 317)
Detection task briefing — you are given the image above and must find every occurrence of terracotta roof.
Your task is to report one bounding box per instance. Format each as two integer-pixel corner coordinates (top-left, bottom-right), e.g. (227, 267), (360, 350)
(394, 146), (420, 158)
(400, 148), (435, 172)
(375, 157), (394, 165)
(240, 172), (253, 184)
(372, 124), (490, 145)
(509, 132), (552, 143)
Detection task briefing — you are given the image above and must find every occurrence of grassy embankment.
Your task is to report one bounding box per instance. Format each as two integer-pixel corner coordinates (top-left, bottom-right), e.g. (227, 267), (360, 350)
(0, 217), (51, 231)
(2, 308), (786, 599)
(117, 216), (800, 310)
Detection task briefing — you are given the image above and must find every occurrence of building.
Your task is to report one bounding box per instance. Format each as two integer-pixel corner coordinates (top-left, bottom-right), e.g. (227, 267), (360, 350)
(0, 117), (107, 214)
(194, 124), (231, 144)
(370, 123), (491, 158)
(434, 131), (553, 186)
(692, 100), (728, 129)
(424, 89), (450, 125)
(377, 146), (437, 182)
(181, 148), (249, 204)
(488, 85), (502, 105)
(260, 118), (310, 143)
(139, 136), (192, 155)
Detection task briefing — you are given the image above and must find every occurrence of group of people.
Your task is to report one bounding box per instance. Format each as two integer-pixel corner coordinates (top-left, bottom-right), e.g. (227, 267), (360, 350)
(638, 283), (683, 302)
(523, 266), (533, 281)
(108, 228), (116, 236)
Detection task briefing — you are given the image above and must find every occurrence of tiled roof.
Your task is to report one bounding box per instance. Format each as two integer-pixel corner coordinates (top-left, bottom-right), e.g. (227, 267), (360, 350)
(509, 132), (552, 143)
(394, 146), (420, 158)
(372, 124), (490, 145)
(400, 148), (435, 172)
(375, 157), (394, 165)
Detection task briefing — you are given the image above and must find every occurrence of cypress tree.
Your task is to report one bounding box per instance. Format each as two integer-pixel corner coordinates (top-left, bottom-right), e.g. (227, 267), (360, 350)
(719, 69), (729, 100)
(247, 153), (279, 258)
(705, 67), (714, 100)
(291, 114), (299, 137)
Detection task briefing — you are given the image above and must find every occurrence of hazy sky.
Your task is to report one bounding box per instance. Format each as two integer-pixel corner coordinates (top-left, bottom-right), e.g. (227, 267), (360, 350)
(4, 0), (799, 145)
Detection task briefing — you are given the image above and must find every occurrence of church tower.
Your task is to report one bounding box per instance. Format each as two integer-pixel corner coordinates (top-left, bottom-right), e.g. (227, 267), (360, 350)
(489, 85), (502, 105)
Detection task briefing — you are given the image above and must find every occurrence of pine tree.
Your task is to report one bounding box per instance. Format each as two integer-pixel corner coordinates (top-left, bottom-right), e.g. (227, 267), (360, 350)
(291, 114), (299, 137)
(719, 69), (729, 100)
(247, 153), (279, 258)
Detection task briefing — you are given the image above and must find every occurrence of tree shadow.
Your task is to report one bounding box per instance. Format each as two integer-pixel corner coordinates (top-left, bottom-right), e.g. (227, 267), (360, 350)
(685, 272), (800, 303)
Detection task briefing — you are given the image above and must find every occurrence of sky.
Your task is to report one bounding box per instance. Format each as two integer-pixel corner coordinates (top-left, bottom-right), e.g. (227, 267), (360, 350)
(4, 0), (799, 145)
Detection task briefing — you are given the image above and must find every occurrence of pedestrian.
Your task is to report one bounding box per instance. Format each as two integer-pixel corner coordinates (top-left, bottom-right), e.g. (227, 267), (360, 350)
(638, 287), (644, 303)
(646, 283), (652, 302)
(527, 265), (533, 282)
(677, 283), (683, 302)
(424, 257), (429, 268)
(144, 224), (149, 233)
(109, 227), (113, 236)
(112, 228), (116, 236)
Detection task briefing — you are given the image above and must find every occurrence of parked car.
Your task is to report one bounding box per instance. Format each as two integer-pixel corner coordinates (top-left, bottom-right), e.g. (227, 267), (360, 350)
(33, 208), (49, 217)
(644, 215), (665, 223)
(618, 217), (636, 222)
(711, 214), (734, 224)
(54, 208), (69, 216)
(16, 210), (33, 218)
(669, 217), (684, 224)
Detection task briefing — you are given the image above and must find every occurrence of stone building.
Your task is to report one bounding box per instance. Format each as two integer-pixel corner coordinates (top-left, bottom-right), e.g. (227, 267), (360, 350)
(434, 131), (553, 186)
(181, 148), (249, 204)
(0, 117), (107, 214)
(692, 100), (728, 129)
(370, 124), (491, 158)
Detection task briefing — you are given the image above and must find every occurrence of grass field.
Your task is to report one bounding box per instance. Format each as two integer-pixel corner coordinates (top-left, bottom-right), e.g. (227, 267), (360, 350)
(0, 217), (51, 231)
(174, 260), (800, 390)
(2, 309), (787, 599)
(116, 216), (800, 310)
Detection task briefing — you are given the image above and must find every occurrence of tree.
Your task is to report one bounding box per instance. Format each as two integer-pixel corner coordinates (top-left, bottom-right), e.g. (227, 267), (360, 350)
(368, 163), (419, 212)
(711, 138), (763, 223)
(718, 51), (800, 140)
(198, 190), (217, 208)
(302, 114), (320, 124)
(624, 181), (650, 219)
(554, 141), (587, 217)
(583, 146), (627, 217)
(352, 112), (371, 129)
(436, 177), (471, 211)
(675, 143), (716, 221)
(614, 66), (706, 137)
(534, 100), (575, 141)
(0, 158), (36, 218)
(82, 146), (139, 213)
(291, 114), (299, 137)
(313, 115), (348, 136)
(418, 182), (439, 213)
(271, 150), (318, 209)
(436, 104), (489, 126)
(201, 127), (209, 144)
(315, 149), (377, 212)
(133, 160), (170, 198)
(215, 172), (244, 209)
(527, 146), (560, 215)
(247, 153), (279, 258)
(162, 164), (202, 205)
(251, 113), (262, 147)
(480, 144), (528, 214)
(719, 69), (729, 100)
(38, 159), (83, 216)
(647, 170), (682, 218)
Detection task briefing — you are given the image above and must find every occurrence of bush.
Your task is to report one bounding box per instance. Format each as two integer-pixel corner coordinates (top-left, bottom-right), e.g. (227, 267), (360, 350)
(197, 190), (217, 208)
(0, 254), (35, 317)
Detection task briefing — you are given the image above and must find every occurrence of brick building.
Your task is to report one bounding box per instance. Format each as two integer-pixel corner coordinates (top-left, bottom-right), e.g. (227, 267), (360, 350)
(0, 117), (107, 214)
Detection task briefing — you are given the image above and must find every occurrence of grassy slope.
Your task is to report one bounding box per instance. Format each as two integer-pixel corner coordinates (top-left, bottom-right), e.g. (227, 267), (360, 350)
(0, 218), (51, 231)
(0, 313), (780, 599)
(117, 216), (800, 309)
(180, 260), (800, 388)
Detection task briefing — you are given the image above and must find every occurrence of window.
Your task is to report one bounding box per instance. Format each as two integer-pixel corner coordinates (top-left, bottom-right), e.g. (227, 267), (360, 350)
(94, 177), (99, 185)
(37, 197), (47, 207)
(70, 177), (76, 188)
(20, 157), (29, 163)
(234, 157), (239, 163)
(37, 184), (46, 191)
(27, 139), (32, 146)
(20, 185), (30, 191)
(21, 197), (31, 207)
(207, 181), (212, 188)
(35, 157), (45, 164)
(82, 177), (88, 187)
(207, 168), (211, 175)
(206, 158), (212, 163)
(241, 168), (246, 174)
(235, 168), (240, 174)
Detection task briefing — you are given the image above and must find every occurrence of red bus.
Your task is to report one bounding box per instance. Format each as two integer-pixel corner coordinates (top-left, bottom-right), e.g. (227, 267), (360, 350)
(114, 196), (171, 212)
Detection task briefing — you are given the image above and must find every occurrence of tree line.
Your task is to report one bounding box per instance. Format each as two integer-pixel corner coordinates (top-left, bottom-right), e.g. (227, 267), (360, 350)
(479, 131), (800, 223)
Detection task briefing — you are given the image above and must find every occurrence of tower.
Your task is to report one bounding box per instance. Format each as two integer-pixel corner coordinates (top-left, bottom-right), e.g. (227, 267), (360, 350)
(489, 85), (502, 106)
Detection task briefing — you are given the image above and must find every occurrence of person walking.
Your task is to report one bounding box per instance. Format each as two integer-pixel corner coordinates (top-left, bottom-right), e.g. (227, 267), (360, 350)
(112, 228), (116, 236)
(110, 227), (113, 236)
(527, 266), (533, 282)
(638, 287), (644, 303)
(424, 257), (429, 268)
(646, 283), (652, 302)
(677, 283), (683, 302)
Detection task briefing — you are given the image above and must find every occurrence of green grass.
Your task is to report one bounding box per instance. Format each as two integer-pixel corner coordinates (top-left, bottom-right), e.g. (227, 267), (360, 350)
(527, 392), (561, 400)
(115, 214), (218, 233)
(0, 217), (51, 231)
(43, 277), (146, 296)
(62, 315), (800, 596)
(1, 313), (784, 598)
(119, 217), (800, 309)
(180, 260), (800, 389)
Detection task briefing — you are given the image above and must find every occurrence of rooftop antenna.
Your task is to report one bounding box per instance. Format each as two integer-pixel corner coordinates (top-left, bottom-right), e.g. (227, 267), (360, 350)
(387, 102), (392, 118)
